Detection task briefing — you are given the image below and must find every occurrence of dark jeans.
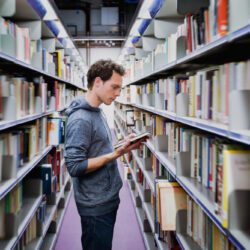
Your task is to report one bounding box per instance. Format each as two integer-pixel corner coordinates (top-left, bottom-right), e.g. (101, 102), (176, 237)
(80, 208), (118, 250)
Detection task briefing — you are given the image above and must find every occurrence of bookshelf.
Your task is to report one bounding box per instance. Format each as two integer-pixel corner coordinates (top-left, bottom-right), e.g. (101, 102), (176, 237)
(115, 1), (250, 245)
(0, 0), (85, 249)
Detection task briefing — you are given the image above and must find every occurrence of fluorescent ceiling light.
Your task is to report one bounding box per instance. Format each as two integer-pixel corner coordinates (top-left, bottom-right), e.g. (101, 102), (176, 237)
(137, 0), (154, 19)
(129, 19), (142, 36)
(42, 0), (58, 20)
(57, 21), (68, 38)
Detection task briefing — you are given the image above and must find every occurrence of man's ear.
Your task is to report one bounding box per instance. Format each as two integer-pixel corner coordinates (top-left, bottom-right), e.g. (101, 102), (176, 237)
(94, 77), (103, 88)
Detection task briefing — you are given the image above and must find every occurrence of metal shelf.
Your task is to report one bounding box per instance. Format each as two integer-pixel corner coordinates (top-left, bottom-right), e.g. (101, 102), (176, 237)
(40, 187), (73, 250)
(0, 145), (53, 200)
(126, 103), (250, 145)
(0, 195), (42, 250)
(0, 52), (84, 90)
(25, 177), (72, 250)
(124, 25), (250, 87)
(175, 233), (201, 250)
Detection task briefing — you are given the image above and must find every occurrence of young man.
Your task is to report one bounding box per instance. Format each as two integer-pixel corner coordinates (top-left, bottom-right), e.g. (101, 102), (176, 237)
(65, 59), (147, 250)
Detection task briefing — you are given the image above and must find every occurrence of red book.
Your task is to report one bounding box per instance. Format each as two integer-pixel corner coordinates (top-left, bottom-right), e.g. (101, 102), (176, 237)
(217, 0), (228, 37)
(187, 13), (193, 53)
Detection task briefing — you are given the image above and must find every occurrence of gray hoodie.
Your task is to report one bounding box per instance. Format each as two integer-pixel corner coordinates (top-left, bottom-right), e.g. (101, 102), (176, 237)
(65, 97), (123, 216)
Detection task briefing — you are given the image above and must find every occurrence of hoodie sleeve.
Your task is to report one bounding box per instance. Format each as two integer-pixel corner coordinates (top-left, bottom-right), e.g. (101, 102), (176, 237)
(65, 118), (91, 177)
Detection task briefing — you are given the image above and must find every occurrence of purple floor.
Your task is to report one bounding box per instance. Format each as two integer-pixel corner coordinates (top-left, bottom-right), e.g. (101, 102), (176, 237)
(55, 131), (146, 250)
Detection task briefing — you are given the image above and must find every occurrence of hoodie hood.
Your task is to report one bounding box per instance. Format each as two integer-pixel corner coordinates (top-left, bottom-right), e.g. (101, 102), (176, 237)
(65, 97), (100, 116)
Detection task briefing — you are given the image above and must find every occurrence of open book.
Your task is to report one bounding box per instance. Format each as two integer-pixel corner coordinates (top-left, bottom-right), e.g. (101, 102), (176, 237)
(113, 132), (151, 149)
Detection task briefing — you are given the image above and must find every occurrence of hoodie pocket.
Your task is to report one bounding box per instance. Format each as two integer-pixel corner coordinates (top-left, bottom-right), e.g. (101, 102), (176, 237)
(81, 165), (111, 195)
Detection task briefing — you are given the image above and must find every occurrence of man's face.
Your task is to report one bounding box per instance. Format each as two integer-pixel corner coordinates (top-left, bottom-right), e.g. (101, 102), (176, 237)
(96, 71), (122, 105)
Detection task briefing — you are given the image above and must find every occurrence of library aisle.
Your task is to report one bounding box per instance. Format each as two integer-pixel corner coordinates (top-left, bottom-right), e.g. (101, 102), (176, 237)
(55, 131), (146, 250)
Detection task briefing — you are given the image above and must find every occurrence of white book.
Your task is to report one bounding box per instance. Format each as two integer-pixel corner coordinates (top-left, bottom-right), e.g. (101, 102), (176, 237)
(48, 118), (61, 145)
(220, 65), (226, 123)
(236, 61), (247, 90)
(15, 25), (25, 62)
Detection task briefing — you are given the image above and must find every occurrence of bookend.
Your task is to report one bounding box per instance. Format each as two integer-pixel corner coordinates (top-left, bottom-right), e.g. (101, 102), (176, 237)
(0, 0), (16, 17)
(142, 125), (152, 134)
(35, 96), (42, 114)
(135, 195), (142, 207)
(176, 36), (187, 59)
(155, 53), (166, 70)
(59, 197), (65, 209)
(47, 193), (56, 205)
(48, 96), (56, 110)
(154, 135), (168, 152)
(2, 96), (17, 120)
(31, 52), (43, 70)
(23, 179), (42, 197)
(42, 39), (55, 53)
(0, 35), (16, 57)
(176, 152), (191, 177)
(176, 209), (187, 235)
(142, 94), (154, 107)
(229, 90), (250, 130)
(4, 213), (18, 239)
(65, 180), (71, 191)
(142, 157), (152, 171)
(48, 62), (56, 75)
(136, 94), (142, 105)
(135, 120), (143, 132)
(142, 59), (153, 75)
(130, 180), (135, 190)
(48, 220), (57, 234)
(154, 93), (165, 110)
(228, 190), (250, 248)
(176, 93), (189, 117)
(154, 19), (183, 39)
(142, 37), (164, 52)
(143, 189), (151, 202)
(143, 219), (152, 233)
(176, 209), (200, 250)
(2, 155), (17, 179)
(135, 48), (150, 59)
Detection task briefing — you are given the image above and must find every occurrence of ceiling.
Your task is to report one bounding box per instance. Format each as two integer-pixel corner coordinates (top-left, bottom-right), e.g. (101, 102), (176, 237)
(51, 0), (140, 49)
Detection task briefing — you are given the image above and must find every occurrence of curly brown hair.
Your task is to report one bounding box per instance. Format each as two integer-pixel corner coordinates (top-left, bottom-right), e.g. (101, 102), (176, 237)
(87, 59), (125, 90)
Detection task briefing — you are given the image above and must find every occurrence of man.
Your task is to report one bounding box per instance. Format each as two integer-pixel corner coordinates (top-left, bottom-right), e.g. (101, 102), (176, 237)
(65, 59), (147, 250)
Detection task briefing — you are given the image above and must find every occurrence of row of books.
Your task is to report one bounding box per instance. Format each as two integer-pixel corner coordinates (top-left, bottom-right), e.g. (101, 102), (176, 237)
(39, 145), (66, 196)
(123, 0), (249, 83)
(115, 105), (249, 248)
(131, 59), (250, 125)
(186, 196), (236, 250)
(155, 178), (237, 250)
(0, 117), (47, 181)
(0, 145), (67, 242)
(128, 143), (238, 250)
(0, 75), (83, 121)
(134, 110), (250, 228)
(20, 212), (37, 248)
(0, 16), (84, 85)
(0, 113), (67, 183)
